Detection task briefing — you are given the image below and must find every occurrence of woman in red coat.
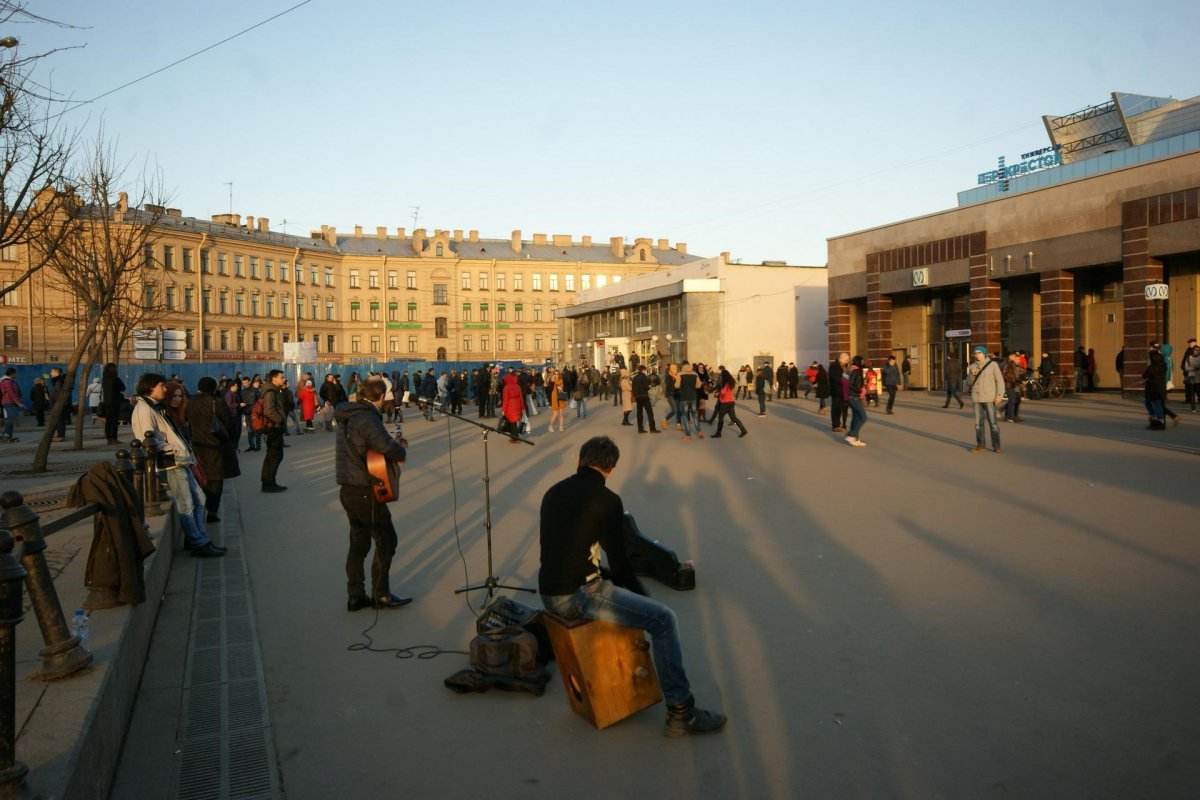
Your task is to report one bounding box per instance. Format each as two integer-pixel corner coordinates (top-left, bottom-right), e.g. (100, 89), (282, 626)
(298, 380), (318, 432)
(500, 373), (524, 442)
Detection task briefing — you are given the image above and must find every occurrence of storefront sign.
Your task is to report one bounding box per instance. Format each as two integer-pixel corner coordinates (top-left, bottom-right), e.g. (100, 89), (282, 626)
(977, 147), (1062, 185)
(912, 268), (928, 287)
(1144, 283), (1169, 300)
(0, 355), (27, 364)
(945, 329), (971, 338)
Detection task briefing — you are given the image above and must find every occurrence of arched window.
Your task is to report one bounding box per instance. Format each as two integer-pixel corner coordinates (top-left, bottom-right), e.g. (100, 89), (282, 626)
(436, 347), (447, 361)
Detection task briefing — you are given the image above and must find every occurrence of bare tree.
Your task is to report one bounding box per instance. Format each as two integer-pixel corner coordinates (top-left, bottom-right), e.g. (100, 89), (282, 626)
(31, 131), (165, 471)
(0, 2), (80, 300)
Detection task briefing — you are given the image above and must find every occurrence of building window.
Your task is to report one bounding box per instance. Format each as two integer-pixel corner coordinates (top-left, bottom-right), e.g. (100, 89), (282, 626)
(462, 303), (471, 322)
(369, 302), (379, 322)
(182, 247), (193, 272)
(596, 275), (607, 288)
(311, 298), (319, 319)
(282, 332), (290, 344)
(532, 273), (542, 291)
(235, 293), (245, 315)
(218, 253), (227, 275)
(163, 286), (175, 310)
(389, 336), (399, 353)
(202, 289), (211, 312)
(479, 272), (488, 290)
(281, 294), (290, 318)
(496, 273), (506, 291)
(143, 244), (155, 267)
(514, 334), (523, 351)
(498, 335), (506, 352)
(265, 259), (274, 280)
(406, 270), (417, 289)
(534, 304), (542, 322)
(513, 273), (523, 291)
(219, 291), (228, 314)
(326, 300), (334, 321)
(163, 246), (174, 270)
(252, 331), (261, 351)
(612, 275), (621, 284)
(370, 336), (380, 353)
(388, 270), (398, 288)
(234, 255), (244, 277)
(184, 287), (194, 312)
(280, 262), (289, 283)
(250, 294), (260, 316)
(435, 317), (447, 338)
(324, 266), (333, 286)
(551, 335), (558, 351)
(200, 250), (210, 273)
(250, 256), (259, 279)
(219, 329), (229, 350)
(548, 273), (558, 291)
(350, 302), (360, 321)
(368, 270), (379, 288)
(3, 326), (18, 348)
(481, 335), (489, 352)
(565, 274), (575, 292)
(480, 303), (489, 322)
(268, 332), (277, 351)
(497, 304), (506, 322)
(349, 269), (360, 288)
(433, 284), (448, 304)
(310, 265), (318, 285)
(296, 296), (303, 319)
(463, 335), (472, 352)
(581, 274), (591, 290)
(407, 302), (417, 321)
(327, 334), (335, 353)
(462, 271), (471, 290)
(266, 295), (274, 317)
(352, 336), (361, 353)
(408, 336), (417, 353)
(514, 304), (523, 322)
(388, 302), (398, 322)
(203, 330), (212, 351)
(534, 335), (542, 351)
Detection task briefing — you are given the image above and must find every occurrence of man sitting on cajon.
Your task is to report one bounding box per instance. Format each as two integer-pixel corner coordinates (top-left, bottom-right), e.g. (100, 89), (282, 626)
(539, 436), (726, 737)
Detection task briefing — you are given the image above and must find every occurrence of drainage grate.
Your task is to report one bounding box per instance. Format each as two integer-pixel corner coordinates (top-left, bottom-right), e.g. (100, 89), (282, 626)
(173, 487), (281, 799)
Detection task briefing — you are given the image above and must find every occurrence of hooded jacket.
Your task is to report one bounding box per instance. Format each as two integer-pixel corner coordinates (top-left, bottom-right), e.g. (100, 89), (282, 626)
(334, 400), (406, 488)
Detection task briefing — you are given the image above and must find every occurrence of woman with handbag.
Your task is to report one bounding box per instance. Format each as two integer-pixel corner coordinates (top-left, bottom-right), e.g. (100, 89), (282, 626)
(187, 377), (239, 522)
(546, 367), (567, 433)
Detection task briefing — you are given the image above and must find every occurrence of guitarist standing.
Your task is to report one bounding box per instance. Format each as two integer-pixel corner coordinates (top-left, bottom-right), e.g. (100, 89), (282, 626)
(334, 377), (412, 612)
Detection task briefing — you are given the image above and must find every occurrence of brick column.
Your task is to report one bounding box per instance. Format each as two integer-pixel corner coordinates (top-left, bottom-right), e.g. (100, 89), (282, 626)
(828, 299), (852, 362)
(1039, 270), (1074, 383)
(1121, 198), (1163, 390)
(865, 252), (893, 364)
(966, 232), (999, 352)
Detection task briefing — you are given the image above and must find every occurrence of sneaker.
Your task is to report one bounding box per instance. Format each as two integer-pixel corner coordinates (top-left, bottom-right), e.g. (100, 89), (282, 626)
(850, 439), (867, 447)
(993, 447), (1003, 453)
(664, 697), (726, 738)
(683, 435), (692, 440)
(970, 446), (985, 452)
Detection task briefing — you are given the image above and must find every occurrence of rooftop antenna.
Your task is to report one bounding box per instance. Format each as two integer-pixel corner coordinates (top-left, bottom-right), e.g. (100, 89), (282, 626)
(223, 181), (233, 214)
(411, 205), (420, 230)
(281, 218), (289, 234)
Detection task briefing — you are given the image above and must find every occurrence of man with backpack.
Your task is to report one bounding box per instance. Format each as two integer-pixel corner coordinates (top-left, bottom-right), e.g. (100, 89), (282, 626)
(258, 370), (288, 492)
(967, 346), (1006, 453)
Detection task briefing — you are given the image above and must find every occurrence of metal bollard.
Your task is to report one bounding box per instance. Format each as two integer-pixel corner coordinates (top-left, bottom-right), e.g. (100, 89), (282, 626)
(129, 440), (146, 503)
(0, 527), (29, 794)
(113, 449), (143, 526)
(139, 434), (166, 517)
(0, 492), (94, 680)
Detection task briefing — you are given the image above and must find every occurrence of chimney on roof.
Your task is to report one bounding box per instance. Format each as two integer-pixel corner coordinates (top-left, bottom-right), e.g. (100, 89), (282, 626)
(532, 233), (547, 245)
(610, 237), (624, 258)
(453, 229), (463, 242)
(511, 230), (522, 253)
(469, 230), (479, 243)
(552, 234), (571, 247)
(412, 228), (426, 253)
(657, 238), (668, 250)
(166, 208), (182, 218)
(144, 203), (165, 214)
(720, 251), (730, 263)
(376, 226), (387, 239)
(354, 225), (363, 238)
(676, 242), (686, 254)
(117, 192), (129, 213)
(258, 217), (269, 232)
(231, 214), (241, 227)
(245, 215), (255, 231)
(581, 235), (592, 247)
(396, 227), (406, 238)
(326, 226), (337, 246)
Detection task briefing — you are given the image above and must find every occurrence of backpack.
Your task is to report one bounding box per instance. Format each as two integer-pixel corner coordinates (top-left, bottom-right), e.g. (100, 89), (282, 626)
(250, 395), (272, 432)
(469, 626), (543, 680)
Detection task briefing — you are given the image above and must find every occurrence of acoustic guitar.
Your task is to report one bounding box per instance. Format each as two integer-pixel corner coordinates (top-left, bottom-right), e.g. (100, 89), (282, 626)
(366, 423), (405, 503)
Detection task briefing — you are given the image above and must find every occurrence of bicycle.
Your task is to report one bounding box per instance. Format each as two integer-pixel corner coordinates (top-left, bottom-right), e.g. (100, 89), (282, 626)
(1022, 373), (1066, 399)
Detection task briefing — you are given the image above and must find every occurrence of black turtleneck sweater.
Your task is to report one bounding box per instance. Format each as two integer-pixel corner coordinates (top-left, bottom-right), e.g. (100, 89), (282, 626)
(538, 466), (645, 597)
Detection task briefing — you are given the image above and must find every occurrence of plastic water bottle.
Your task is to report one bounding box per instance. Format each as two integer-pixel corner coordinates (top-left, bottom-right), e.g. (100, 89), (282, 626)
(71, 608), (89, 645)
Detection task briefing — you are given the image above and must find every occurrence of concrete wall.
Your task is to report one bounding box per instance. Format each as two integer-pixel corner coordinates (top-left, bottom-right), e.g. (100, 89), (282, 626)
(721, 264), (827, 369)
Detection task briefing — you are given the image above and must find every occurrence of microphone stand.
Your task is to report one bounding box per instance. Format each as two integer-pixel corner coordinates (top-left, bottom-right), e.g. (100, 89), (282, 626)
(418, 399), (536, 603)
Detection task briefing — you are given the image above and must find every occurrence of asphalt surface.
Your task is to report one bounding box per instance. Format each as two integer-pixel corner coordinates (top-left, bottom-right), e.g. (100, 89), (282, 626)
(110, 391), (1200, 799)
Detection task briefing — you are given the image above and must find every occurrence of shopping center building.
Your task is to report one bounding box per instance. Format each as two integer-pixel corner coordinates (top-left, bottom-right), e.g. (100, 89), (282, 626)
(827, 91), (1200, 390)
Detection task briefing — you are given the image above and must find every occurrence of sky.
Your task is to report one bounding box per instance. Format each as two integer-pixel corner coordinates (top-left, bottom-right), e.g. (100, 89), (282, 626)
(16, 0), (1200, 266)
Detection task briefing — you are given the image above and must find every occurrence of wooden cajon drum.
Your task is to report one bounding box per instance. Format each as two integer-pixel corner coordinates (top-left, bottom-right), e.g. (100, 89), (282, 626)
(543, 614), (662, 729)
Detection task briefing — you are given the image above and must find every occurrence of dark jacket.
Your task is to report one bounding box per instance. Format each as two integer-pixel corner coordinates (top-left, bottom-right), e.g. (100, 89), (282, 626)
(631, 371), (650, 399)
(538, 466), (645, 597)
(828, 361), (845, 399)
(815, 366), (830, 399)
(881, 363), (900, 388)
(261, 384), (285, 426)
(334, 400), (406, 488)
(186, 392), (238, 480)
(68, 462), (153, 607)
(420, 373), (438, 399)
(102, 374), (126, 411)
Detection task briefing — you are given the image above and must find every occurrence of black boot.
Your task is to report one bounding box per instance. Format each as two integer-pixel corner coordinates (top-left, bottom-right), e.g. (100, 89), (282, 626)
(664, 696), (726, 737)
(621, 412), (632, 426)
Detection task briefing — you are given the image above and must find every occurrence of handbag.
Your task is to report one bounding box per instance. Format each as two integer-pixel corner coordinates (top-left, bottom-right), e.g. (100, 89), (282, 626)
(557, 390), (568, 402)
(209, 411), (229, 440)
(569, 398), (577, 409)
(190, 461), (207, 487)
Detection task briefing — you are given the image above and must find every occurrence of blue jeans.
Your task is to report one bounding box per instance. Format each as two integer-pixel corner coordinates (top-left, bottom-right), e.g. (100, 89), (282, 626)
(663, 396), (679, 425)
(575, 394), (588, 418)
(1144, 397), (1164, 421)
(678, 400), (698, 436)
(167, 467), (210, 548)
(543, 578), (690, 705)
(2, 403), (19, 437)
(847, 397), (867, 438)
(973, 402), (1001, 448)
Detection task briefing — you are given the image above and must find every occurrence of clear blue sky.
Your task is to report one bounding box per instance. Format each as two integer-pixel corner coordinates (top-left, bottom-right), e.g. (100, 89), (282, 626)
(19, 0), (1200, 265)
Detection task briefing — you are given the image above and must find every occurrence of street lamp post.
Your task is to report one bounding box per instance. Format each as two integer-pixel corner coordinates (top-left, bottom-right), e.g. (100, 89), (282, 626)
(237, 327), (246, 366)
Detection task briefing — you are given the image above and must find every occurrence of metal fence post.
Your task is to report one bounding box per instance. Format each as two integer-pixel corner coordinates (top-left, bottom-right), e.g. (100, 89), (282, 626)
(0, 492), (94, 680)
(129, 439), (147, 504)
(0, 527), (29, 794)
